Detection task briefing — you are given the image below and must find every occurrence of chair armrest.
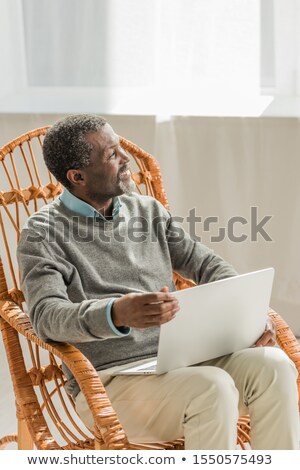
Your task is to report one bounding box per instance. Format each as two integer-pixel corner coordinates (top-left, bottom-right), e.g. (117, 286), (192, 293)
(268, 308), (300, 407)
(0, 300), (130, 449)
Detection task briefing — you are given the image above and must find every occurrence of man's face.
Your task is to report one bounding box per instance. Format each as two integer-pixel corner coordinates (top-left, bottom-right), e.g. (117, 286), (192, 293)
(80, 123), (134, 204)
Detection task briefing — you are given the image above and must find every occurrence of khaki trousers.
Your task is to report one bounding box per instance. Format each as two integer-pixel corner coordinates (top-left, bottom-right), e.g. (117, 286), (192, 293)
(75, 347), (300, 449)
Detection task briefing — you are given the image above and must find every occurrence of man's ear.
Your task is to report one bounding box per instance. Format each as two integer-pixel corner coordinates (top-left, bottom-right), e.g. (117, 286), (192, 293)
(66, 169), (86, 187)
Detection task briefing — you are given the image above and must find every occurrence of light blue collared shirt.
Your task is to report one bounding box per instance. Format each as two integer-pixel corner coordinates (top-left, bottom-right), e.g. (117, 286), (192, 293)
(60, 188), (122, 220)
(60, 189), (130, 337)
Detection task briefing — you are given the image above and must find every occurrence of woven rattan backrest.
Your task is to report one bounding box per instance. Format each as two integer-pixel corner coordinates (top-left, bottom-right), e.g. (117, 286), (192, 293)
(0, 127), (62, 305)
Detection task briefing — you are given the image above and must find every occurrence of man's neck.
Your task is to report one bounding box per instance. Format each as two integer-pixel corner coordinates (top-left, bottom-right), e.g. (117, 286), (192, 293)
(73, 192), (114, 218)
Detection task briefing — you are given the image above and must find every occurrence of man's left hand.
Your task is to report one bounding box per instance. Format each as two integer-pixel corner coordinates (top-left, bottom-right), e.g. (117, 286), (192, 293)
(254, 316), (277, 347)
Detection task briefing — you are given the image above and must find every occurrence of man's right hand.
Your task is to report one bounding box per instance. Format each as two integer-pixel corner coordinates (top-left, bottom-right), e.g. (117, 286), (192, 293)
(111, 287), (180, 329)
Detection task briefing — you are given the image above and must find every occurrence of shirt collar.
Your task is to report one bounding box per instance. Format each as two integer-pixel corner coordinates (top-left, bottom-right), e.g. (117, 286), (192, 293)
(60, 188), (121, 220)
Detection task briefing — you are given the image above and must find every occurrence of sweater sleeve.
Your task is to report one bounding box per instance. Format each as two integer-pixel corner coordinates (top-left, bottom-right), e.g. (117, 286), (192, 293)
(17, 229), (130, 343)
(166, 212), (238, 284)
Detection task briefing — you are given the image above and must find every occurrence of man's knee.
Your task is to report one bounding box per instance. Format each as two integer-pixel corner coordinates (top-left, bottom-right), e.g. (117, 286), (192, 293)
(183, 367), (239, 427)
(242, 347), (298, 403)
(211, 368), (239, 406)
(185, 366), (239, 406)
(262, 348), (298, 386)
(255, 347), (297, 376)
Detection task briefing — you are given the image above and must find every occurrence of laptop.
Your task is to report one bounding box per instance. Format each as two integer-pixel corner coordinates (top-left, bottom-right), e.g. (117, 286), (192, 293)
(114, 268), (274, 376)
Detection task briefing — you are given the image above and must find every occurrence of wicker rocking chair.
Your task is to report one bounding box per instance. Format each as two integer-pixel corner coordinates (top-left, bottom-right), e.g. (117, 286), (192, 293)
(0, 127), (299, 450)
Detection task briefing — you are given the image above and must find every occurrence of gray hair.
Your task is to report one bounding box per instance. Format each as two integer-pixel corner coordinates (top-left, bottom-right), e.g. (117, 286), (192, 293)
(43, 114), (107, 189)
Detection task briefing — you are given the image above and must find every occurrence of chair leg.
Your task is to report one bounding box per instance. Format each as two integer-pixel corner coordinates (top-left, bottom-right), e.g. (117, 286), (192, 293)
(18, 417), (33, 450)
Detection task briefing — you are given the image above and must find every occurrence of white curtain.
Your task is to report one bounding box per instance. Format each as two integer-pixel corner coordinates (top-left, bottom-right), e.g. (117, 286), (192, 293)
(0, 0), (26, 97)
(21, 0), (259, 94)
(2, 1), (300, 100)
(273, 0), (300, 95)
(261, 0), (300, 95)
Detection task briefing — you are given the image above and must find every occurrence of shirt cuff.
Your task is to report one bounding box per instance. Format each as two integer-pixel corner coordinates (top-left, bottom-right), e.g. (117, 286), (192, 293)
(106, 298), (131, 337)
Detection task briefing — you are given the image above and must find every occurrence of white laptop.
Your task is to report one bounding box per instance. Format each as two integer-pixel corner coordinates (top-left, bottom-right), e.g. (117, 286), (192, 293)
(114, 268), (274, 376)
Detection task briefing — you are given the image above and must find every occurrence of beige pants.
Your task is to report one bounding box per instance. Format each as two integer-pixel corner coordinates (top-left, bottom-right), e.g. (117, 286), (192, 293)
(75, 347), (300, 449)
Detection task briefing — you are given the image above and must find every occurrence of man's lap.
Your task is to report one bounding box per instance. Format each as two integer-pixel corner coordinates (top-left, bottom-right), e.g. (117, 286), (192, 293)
(75, 347), (296, 437)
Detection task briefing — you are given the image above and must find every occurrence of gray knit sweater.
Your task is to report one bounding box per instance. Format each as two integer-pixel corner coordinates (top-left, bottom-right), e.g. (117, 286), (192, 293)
(17, 192), (237, 398)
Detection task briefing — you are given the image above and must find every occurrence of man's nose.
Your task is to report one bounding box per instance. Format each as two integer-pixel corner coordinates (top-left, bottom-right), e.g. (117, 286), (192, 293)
(120, 148), (130, 164)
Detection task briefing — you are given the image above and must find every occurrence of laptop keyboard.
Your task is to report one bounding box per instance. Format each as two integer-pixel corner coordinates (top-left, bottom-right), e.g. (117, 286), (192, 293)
(138, 364), (156, 372)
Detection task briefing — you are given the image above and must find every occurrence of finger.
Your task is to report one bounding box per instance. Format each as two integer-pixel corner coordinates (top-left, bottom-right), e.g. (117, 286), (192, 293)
(140, 292), (177, 304)
(144, 301), (179, 315)
(157, 311), (177, 325)
(255, 331), (272, 347)
(256, 338), (276, 348)
(160, 286), (169, 293)
(266, 337), (276, 347)
(143, 303), (180, 321)
(144, 310), (178, 326)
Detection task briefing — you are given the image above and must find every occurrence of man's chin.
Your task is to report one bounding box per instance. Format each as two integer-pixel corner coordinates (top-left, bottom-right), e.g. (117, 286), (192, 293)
(119, 178), (136, 194)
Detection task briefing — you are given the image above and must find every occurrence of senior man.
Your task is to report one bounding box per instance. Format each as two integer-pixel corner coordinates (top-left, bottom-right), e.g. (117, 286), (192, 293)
(17, 114), (299, 449)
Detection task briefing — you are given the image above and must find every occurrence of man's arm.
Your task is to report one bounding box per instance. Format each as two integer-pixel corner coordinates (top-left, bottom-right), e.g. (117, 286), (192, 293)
(17, 229), (180, 341)
(17, 229), (129, 343)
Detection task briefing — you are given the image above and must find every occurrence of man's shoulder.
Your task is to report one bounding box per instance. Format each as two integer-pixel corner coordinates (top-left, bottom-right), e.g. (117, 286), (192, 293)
(21, 198), (63, 232)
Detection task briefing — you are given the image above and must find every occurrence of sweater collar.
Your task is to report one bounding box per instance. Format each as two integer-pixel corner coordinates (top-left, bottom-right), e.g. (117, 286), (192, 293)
(60, 188), (121, 220)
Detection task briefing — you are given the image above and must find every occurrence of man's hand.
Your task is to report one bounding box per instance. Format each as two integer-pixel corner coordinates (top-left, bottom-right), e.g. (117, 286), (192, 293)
(111, 286), (179, 329)
(254, 316), (277, 347)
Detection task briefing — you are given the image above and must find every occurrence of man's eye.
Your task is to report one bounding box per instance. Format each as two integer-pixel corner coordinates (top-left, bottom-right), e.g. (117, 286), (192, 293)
(109, 151), (116, 159)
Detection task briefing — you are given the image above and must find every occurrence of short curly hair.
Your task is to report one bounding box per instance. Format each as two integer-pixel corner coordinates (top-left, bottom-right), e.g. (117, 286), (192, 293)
(43, 114), (107, 189)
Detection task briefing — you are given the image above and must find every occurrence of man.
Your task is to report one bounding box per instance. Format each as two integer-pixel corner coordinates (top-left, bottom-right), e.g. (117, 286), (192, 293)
(17, 114), (299, 449)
